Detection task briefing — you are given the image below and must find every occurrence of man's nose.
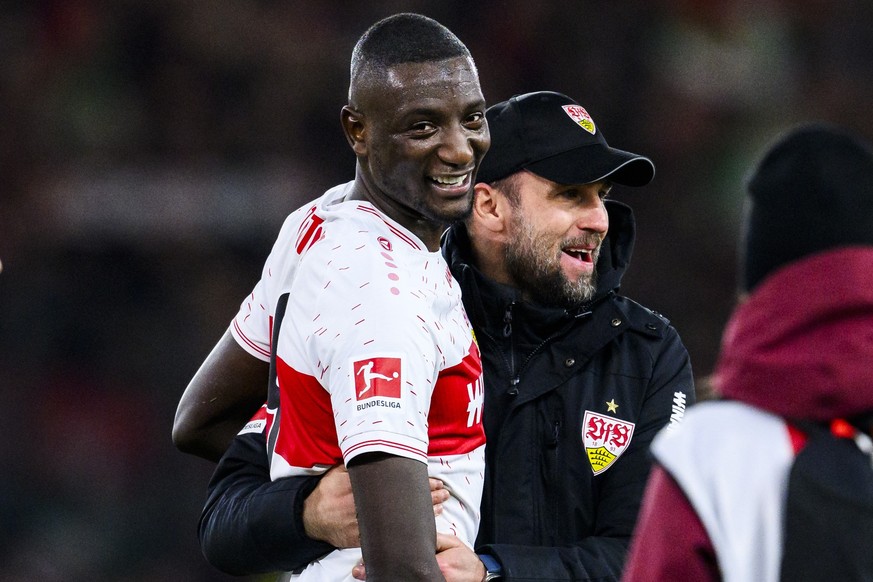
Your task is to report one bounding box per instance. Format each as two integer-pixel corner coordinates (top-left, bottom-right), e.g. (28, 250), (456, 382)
(576, 201), (609, 235)
(438, 126), (475, 166)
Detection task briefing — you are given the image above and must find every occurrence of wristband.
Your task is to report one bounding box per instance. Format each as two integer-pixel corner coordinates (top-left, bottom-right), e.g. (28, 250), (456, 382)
(479, 553), (503, 581)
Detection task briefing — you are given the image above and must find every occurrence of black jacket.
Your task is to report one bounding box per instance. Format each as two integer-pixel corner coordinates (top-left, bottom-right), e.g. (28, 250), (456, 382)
(446, 200), (695, 580)
(199, 200), (695, 580)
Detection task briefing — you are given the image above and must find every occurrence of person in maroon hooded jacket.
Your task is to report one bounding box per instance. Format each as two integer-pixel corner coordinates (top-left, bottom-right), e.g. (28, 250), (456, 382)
(622, 123), (873, 582)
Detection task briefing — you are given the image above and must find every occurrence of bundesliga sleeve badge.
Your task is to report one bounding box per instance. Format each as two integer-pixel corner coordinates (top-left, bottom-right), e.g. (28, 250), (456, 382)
(352, 355), (403, 412)
(582, 410), (634, 475)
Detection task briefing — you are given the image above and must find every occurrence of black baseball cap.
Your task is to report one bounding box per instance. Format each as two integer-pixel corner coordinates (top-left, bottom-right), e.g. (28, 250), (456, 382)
(477, 91), (655, 187)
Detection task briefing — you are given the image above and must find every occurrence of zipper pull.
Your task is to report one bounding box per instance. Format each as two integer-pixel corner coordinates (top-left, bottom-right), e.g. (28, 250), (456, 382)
(547, 421), (561, 447)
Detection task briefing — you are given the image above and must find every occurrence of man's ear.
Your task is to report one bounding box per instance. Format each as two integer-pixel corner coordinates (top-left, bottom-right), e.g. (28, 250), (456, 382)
(341, 106), (367, 155)
(471, 182), (510, 235)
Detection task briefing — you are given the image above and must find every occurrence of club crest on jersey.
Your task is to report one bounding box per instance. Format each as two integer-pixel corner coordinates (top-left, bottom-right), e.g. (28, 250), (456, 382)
(378, 236), (393, 252)
(562, 104), (596, 135)
(353, 356), (402, 411)
(582, 410), (634, 475)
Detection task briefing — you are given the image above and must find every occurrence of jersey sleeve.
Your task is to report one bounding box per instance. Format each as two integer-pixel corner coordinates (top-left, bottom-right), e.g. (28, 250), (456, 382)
(230, 280), (272, 362)
(231, 207), (315, 361)
(284, 227), (444, 467)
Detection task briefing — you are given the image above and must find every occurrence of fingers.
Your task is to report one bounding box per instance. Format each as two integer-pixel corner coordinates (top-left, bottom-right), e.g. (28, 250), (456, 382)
(352, 560), (366, 580)
(429, 478), (451, 513)
(303, 463), (360, 547)
(435, 534), (484, 582)
(435, 532), (463, 551)
(324, 463), (351, 483)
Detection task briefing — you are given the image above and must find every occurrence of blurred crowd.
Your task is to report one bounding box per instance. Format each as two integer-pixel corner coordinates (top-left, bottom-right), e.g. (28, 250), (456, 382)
(2, 0), (872, 580)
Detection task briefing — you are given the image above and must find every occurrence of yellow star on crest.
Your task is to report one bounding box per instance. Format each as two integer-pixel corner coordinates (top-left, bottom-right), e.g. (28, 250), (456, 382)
(606, 399), (619, 413)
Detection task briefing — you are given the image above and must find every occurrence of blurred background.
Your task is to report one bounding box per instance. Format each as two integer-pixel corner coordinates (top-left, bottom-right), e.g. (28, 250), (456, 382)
(1, 0), (872, 580)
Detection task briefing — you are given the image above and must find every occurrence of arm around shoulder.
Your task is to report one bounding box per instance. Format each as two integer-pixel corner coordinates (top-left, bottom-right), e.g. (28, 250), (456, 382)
(199, 425), (335, 575)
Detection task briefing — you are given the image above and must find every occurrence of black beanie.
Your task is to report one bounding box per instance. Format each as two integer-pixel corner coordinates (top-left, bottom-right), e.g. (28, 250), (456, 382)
(741, 123), (873, 292)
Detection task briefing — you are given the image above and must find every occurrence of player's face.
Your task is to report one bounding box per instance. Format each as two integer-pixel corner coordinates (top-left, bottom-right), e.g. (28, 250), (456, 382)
(502, 172), (610, 307)
(357, 56), (490, 227)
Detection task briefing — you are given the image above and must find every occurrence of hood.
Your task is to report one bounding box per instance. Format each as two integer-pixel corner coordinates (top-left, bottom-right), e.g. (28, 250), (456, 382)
(592, 199), (636, 298)
(714, 247), (873, 421)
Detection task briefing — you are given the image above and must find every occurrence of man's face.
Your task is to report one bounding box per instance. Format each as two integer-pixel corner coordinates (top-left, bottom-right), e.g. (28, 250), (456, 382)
(502, 172), (610, 307)
(355, 56), (490, 225)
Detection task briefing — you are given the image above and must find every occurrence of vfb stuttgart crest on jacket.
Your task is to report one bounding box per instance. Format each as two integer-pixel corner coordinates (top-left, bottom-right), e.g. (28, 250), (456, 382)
(582, 410), (634, 475)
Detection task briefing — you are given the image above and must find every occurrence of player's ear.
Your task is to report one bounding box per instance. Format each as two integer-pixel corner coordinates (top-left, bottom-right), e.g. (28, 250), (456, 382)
(471, 182), (508, 235)
(341, 106), (367, 155)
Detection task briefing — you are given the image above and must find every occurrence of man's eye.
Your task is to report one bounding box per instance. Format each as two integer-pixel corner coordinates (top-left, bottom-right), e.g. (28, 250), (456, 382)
(410, 122), (436, 134)
(465, 112), (485, 128)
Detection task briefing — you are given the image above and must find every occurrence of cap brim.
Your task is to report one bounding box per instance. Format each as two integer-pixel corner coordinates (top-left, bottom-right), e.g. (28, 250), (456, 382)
(525, 145), (655, 187)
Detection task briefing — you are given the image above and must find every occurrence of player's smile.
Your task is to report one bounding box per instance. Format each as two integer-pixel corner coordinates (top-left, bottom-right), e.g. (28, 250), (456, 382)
(429, 172), (473, 195)
(346, 54), (489, 249)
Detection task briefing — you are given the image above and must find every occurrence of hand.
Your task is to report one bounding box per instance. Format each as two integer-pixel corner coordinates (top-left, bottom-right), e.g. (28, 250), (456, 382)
(351, 529), (477, 581)
(304, 464), (360, 548)
(435, 533), (487, 582)
(305, 464), (451, 550)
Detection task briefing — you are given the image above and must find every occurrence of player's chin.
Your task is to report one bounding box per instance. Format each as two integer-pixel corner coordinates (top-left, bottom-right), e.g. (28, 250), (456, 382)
(428, 194), (474, 223)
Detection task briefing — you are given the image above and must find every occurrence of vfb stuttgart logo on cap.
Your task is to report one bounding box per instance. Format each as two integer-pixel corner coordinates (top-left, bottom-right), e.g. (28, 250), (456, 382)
(353, 356), (402, 400)
(562, 104), (596, 135)
(582, 410), (634, 475)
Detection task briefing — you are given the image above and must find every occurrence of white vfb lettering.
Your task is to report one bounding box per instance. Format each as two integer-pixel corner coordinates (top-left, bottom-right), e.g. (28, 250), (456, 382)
(667, 391), (687, 431)
(466, 377), (484, 427)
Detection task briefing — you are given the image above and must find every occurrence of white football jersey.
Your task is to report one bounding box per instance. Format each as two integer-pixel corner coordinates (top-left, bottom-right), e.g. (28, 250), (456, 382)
(232, 182), (486, 580)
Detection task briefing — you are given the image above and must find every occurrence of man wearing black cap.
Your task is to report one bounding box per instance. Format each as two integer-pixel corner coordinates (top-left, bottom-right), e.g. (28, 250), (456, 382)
(426, 91), (694, 581)
(622, 123), (873, 581)
(186, 91), (695, 581)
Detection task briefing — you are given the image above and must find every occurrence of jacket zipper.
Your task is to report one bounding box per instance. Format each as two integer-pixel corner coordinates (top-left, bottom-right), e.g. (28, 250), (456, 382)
(505, 306), (591, 391)
(551, 420), (561, 540)
(489, 302), (589, 539)
(503, 303), (520, 393)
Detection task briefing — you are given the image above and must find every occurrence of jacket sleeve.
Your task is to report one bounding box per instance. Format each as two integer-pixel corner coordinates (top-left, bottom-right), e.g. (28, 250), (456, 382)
(479, 538), (629, 581)
(622, 465), (719, 581)
(198, 428), (334, 575)
(481, 324), (696, 581)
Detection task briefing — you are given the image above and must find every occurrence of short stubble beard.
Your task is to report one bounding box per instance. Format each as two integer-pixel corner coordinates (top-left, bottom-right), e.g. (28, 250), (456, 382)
(505, 213), (600, 309)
